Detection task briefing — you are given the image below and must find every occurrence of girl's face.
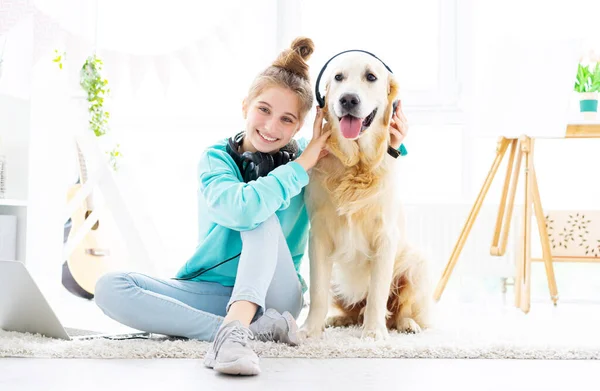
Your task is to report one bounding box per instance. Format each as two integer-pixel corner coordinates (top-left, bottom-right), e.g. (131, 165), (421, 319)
(241, 86), (304, 154)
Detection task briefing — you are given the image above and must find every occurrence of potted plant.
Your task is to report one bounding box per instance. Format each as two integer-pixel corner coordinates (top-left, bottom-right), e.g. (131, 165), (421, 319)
(574, 57), (600, 116)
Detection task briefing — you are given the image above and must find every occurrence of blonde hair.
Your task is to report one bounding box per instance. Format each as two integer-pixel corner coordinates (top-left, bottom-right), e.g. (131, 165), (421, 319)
(246, 37), (315, 121)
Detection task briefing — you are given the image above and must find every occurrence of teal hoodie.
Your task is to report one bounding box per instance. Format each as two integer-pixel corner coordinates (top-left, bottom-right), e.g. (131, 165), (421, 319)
(175, 137), (406, 293)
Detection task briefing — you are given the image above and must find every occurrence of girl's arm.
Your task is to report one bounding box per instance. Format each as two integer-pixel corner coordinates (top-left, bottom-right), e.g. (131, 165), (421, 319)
(199, 149), (309, 231)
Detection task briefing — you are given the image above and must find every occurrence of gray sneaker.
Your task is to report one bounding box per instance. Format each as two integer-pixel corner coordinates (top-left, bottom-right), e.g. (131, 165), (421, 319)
(249, 308), (300, 346)
(203, 320), (260, 376)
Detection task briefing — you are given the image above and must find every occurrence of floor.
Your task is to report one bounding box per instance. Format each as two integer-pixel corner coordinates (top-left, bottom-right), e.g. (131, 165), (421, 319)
(4, 278), (600, 390)
(3, 357), (599, 391)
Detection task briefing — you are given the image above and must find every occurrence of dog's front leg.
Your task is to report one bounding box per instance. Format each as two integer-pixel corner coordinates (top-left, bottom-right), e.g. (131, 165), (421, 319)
(362, 238), (395, 341)
(300, 232), (333, 339)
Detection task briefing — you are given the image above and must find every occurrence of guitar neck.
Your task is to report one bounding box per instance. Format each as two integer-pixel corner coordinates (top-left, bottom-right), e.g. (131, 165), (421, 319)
(76, 141), (94, 210)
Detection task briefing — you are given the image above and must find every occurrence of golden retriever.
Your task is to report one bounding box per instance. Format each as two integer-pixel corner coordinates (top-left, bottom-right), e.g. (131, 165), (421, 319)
(300, 52), (431, 341)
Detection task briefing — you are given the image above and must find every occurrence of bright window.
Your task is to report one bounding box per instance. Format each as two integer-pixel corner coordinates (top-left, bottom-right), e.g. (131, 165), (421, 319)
(295, 0), (459, 109)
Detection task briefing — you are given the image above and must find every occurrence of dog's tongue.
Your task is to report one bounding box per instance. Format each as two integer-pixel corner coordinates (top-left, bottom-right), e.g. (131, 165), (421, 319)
(339, 116), (363, 139)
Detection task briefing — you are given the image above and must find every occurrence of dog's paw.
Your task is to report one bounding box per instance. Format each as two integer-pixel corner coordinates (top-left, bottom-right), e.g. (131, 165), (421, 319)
(361, 324), (389, 341)
(298, 324), (325, 340)
(326, 315), (359, 328)
(397, 318), (422, 334)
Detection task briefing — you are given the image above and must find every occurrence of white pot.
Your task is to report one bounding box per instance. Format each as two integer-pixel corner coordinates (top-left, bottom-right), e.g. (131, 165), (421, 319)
(579, 92), (598, 100)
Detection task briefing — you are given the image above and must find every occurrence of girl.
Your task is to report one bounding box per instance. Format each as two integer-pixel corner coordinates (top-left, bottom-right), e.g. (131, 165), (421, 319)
(94, 37), (408, 376)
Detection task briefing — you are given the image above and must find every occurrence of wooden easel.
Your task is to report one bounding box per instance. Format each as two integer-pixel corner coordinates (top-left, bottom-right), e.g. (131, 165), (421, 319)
(433, 124), (600, 313)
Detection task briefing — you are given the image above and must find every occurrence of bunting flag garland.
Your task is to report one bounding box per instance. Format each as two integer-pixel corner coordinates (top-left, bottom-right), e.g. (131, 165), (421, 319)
(0, 0), (241, 95)
(0, 0), (34, 35)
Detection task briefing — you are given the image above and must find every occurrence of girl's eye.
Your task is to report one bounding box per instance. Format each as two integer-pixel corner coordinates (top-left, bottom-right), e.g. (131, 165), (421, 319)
(283, 117), (293, 123)
(259, 107), (270, 114)
(366, 73), (377, 82)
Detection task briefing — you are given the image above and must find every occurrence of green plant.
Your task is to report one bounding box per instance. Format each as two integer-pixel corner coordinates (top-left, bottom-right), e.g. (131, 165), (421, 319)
(79, 55), (122, 170)
(53, 51), (122, 170)
(574, 62), (600, 93)
(108, 144), (122, 172)
(80, 55), (111, 138)
(52, 49), (65, 69)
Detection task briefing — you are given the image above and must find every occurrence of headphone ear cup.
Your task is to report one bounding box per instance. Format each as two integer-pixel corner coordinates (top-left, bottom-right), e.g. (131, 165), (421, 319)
(273, 151), (282, 167)
(241, 151), (256, 165)
(241, 152), (274, 181)
(228, 133), (298, 182)
(258, 153), (274, 177)
(241, 151), (258, 182)
(392, 100), (399, 114)
(244, 161), (258, 182)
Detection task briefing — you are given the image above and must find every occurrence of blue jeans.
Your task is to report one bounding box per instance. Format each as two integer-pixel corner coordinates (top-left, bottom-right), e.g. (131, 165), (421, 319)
(94, 215), (304, 342)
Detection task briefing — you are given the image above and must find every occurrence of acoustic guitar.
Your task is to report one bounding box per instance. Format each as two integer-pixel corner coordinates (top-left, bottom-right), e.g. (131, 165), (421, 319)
(62, 142), (123, 299)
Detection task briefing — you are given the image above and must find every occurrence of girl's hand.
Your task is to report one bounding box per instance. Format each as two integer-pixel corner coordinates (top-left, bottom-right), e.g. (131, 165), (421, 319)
(389, 100), (408, 150)
(296, 106), (332, 171)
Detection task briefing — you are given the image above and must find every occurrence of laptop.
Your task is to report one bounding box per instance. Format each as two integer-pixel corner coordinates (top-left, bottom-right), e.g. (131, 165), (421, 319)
(0, 260), (149, 340)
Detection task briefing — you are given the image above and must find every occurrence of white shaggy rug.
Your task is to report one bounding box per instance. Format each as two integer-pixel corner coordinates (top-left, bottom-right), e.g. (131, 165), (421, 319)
(3, 303), (600, 359)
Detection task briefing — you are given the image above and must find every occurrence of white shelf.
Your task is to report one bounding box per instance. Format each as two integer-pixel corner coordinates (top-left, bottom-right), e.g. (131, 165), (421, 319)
(0, 18), (32, 265)
(0, 199), (28, 207)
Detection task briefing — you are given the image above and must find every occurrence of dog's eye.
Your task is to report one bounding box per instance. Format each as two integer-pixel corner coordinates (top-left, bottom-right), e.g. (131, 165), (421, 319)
(366, 73), (377, 82)
(334, 74), (343, 81)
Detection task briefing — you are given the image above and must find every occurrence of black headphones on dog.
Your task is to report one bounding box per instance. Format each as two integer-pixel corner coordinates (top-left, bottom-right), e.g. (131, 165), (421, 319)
(226, 131), (299, 183)
(315, 49), (399, 114)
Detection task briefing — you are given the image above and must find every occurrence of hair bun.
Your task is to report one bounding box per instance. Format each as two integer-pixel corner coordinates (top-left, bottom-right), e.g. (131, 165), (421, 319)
(291, 37), (314, 61)
(272, 37), (314, 80)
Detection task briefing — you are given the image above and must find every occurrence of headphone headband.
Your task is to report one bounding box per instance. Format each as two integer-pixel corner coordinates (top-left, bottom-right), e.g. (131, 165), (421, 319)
(315, 49), (394, 108)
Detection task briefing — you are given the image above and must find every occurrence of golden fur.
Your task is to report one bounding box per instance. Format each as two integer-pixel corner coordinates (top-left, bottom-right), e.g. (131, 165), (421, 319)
(300, 53), (431, 340)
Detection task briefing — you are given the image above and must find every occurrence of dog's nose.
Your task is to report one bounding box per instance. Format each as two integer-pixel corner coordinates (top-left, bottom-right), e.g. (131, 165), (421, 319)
(339, 93), (360, 111)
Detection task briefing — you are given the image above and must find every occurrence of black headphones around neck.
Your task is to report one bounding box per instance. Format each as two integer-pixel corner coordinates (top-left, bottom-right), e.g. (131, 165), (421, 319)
(226, 131), (298, 183)
(315, 49), (398, 113)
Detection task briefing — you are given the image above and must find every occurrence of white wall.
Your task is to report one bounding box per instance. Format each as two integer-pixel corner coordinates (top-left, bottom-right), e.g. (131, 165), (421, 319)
(16, 0), (600, 301)
(21, 1), (279, 286)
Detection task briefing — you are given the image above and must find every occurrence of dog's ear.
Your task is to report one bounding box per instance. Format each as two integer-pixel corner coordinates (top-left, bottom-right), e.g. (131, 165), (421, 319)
(322, 80), (331, 117)
(383, 75), (399, 124)
(387, 74), (399, 101)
